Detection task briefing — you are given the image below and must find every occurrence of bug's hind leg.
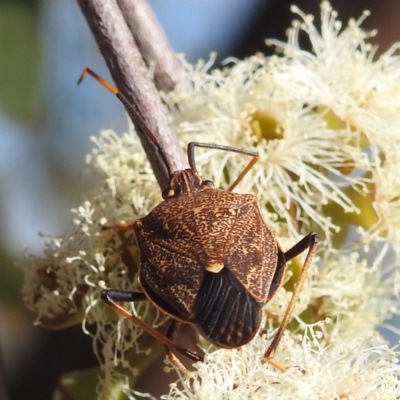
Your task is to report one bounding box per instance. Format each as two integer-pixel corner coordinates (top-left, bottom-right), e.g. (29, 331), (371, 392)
(163, 319), (188, 372)
(101, 289), (203, 373)
(262, 233), (319, 370)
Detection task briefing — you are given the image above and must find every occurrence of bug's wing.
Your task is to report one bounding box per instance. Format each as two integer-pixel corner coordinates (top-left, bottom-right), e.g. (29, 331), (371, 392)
(224, 201), (278, 302)
(138, 228), (205, 320)
(194, 267), (262, 348)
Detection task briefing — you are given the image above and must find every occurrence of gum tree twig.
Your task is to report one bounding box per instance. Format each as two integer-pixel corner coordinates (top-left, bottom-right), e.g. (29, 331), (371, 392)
(76, 0), (189, 190)
(116, 0), (191, 93)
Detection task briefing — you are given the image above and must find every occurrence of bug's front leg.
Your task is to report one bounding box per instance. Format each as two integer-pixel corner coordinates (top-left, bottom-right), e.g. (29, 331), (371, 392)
(101, 222), (133, 231)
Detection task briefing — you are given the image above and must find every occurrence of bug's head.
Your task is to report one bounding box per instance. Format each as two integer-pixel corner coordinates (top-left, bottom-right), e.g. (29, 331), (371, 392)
(162, 169), (214, 199)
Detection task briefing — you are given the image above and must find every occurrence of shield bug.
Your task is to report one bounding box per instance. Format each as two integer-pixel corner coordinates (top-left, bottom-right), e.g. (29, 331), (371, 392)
(78, 68), (319, 371)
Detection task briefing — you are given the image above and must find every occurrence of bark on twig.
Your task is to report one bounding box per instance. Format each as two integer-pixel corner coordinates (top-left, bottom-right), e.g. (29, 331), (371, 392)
(76, 0), (189, 189)
(117, 0), (191, 92)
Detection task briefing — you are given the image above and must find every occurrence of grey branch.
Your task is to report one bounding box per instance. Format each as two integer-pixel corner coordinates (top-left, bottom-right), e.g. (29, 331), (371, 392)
(117, 0), (191, 92)
(76, 0), (189, 189)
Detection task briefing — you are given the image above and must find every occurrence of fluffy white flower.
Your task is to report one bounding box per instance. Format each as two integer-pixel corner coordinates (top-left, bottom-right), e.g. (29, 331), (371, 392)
(165, 327), (400, 400)
(21, 2), (400, 399)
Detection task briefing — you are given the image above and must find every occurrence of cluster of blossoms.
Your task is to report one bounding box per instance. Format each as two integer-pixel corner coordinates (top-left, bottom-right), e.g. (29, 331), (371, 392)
(23, 2), (400, 399)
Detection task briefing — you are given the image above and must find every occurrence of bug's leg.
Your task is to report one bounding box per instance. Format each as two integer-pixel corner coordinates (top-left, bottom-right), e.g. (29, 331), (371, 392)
(102, 289), (147, 302)
(163, 319), (189, 372)
(263, 232), (319, 369)
(283, 233), (319, 262)
(187, 142), (259, 191)
(77, 68), (174, 177)
(77, 69), (146, 127)
(101, 290), (204, 365)
(101, 222), (132, 231)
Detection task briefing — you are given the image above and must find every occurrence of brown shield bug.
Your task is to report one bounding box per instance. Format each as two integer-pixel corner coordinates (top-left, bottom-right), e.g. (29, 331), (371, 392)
(78, 68), (319, 371)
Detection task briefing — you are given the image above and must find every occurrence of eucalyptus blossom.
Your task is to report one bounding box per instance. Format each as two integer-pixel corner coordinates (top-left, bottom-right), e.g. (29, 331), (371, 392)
(23, 3), (400, 399)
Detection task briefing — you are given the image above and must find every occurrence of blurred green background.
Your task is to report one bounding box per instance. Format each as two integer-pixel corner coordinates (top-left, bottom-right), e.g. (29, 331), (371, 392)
(0, 1), (39, 123)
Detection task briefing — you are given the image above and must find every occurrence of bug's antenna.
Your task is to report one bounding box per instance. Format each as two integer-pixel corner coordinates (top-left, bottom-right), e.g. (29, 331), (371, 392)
(187, 142), (259, 190)
(77, 68), (175, 177)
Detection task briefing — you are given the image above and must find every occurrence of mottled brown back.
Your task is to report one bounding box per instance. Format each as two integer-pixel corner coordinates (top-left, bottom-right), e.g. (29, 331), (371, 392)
(134, 189), (279, 341)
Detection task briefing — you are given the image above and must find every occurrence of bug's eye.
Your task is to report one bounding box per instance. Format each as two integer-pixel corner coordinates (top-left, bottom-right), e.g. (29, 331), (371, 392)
(162, 188), (175, 199)
(202, 180), (214, 188)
